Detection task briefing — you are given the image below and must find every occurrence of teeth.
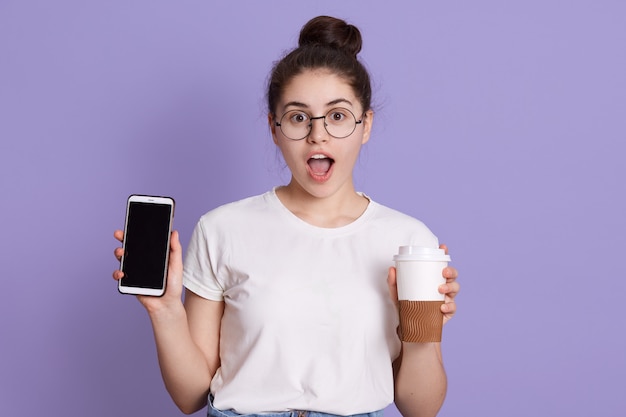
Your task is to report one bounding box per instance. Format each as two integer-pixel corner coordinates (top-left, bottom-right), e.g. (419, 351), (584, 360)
(310, 154), (328, 159)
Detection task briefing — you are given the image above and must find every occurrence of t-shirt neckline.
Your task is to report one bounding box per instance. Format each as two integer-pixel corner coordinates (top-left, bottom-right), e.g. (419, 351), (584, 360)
(268, 187), (376, 235)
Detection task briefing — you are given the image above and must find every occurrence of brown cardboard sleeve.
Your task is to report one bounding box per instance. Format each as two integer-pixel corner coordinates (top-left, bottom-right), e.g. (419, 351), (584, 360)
(398, 300), (443, 343)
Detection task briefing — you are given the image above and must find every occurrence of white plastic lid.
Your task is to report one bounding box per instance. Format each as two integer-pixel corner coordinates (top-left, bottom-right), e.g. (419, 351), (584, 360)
(393, 246), (451, 262)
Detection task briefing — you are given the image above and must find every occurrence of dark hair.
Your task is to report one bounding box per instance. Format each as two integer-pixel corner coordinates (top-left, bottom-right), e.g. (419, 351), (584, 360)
(267, 16), (372, 115)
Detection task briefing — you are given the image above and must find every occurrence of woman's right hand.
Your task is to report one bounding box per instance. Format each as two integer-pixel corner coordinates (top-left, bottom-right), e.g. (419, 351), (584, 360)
(113, 229), (185, 314)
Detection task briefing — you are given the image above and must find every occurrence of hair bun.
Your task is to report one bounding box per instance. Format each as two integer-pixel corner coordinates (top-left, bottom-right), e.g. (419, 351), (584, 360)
(298, 16), (362, 59)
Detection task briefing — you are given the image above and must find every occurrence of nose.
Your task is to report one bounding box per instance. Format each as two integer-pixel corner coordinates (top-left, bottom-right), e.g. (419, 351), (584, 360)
(307, 116), (329, 143)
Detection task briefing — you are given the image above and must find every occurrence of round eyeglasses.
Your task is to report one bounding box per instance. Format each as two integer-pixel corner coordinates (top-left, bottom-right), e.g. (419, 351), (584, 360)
(274, 107), (363, 141)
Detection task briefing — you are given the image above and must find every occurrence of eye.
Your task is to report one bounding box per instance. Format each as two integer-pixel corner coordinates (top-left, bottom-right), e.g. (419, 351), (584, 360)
(287, 111), (310, 124)
(328, 109), (350, 123)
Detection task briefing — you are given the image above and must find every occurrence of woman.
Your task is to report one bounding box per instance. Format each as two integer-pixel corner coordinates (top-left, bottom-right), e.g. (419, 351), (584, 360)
(113, 15), (459, 417)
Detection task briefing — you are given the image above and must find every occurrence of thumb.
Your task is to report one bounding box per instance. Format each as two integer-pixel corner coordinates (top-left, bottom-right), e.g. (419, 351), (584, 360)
(167, 230), (183, 284)
(387, 266), (398, 303)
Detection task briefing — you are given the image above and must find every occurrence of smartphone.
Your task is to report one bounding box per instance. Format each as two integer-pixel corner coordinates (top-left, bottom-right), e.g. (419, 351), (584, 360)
(119, 195), (175, 296)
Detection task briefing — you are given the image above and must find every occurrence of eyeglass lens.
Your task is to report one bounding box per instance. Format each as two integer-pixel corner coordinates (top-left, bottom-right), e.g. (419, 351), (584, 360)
(277, 107), (360, 140)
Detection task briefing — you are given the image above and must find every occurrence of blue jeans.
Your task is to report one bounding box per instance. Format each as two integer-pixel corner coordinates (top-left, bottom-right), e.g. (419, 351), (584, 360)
(207, 396), (385, 417)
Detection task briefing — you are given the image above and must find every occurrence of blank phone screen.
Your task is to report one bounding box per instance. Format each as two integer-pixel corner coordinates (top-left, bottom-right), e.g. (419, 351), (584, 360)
(121, 202), (172, 289)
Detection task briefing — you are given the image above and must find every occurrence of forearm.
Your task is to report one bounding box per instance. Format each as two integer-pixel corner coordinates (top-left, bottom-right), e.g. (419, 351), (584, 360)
(148, 304), (215, 414)
(394, 342), (447, 417)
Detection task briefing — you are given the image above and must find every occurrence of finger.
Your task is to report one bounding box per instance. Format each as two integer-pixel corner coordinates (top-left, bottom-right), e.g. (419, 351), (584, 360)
(114, 230), (124, 243)
(386, 266), (398, 303)
(114, 247), (124, 261)
(442, 266), (458, 281)
(439, 281), (460, 298)
(112, 270), (124, 281)
(439, 243), (449, 255)
(166, 230), (184, 286)
(441, 300), (456, 315)
(169, 230), (182, 266)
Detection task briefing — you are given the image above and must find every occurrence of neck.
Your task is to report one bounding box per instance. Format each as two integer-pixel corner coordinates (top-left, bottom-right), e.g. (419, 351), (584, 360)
(276, 180), (369, 228)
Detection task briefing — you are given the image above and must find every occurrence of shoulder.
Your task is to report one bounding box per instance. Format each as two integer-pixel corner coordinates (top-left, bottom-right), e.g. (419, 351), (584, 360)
(369, 199), (430, 229)
(199, 191), (273, 222)
(193, 191), (279, 236)
(365, 198), (440, 247)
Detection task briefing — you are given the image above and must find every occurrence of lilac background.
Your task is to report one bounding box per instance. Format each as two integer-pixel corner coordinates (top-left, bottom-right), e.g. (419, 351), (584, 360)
(1, 1), (624, 416)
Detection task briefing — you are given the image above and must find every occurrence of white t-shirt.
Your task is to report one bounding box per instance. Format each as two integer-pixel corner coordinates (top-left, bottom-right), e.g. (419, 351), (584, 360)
(183, 189), (439, 414)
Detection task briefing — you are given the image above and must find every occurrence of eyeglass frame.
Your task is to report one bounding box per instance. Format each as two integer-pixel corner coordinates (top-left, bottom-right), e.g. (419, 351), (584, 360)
(273, 107), (365, 141)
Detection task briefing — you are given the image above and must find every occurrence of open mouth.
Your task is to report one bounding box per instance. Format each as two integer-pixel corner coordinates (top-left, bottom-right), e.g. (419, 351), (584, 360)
(307, 154), (335, 176)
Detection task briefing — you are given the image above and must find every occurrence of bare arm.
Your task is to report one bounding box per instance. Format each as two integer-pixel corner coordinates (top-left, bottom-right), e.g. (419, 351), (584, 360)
(149, 291), (223, 414)
(392, 342), (447, 417)
(113, 230), (223, 415)
(387, 244), (459, 417)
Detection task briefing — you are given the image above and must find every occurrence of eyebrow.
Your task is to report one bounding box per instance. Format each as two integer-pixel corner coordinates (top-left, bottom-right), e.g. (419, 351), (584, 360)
(283, 98), (354, 110)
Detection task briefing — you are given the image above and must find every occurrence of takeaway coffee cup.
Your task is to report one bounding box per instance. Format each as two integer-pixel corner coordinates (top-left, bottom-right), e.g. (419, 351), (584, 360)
(393, 246), (451, 342)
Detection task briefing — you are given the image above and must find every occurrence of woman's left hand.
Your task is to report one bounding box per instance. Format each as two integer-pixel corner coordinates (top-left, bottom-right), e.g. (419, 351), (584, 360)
(387, 243), (460, 325)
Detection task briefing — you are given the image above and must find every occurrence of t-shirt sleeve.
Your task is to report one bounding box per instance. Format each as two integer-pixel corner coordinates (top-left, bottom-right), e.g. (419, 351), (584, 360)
(380, 204), (441, 249)
(182, 219), (224, 301)
(408, 220), (440, 249)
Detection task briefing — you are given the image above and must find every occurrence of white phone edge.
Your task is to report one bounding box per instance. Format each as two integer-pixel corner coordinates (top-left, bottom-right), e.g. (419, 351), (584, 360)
(118, 194), (175, 297)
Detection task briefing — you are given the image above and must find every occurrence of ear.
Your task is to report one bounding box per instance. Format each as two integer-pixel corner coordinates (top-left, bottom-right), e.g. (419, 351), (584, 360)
(268, 113), (279, 145)
(360, 110), (374, 145)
